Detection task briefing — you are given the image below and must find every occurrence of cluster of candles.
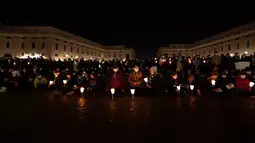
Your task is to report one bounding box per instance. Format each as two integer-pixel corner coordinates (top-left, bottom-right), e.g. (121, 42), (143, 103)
(211, 79), (255, 87)
(143, 77), (194, 91)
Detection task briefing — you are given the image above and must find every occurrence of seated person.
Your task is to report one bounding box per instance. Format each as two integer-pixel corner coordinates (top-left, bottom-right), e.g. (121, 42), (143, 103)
(185, 74), (201, 96)
(245, 67), (255, 82)
(214, 72), (235, 93)
(48, 69), (64, 90)
(235, 71), (252, 93)
(67, 72), (86, 95)
(87, 72), (97, 91)
(166, 71), (182, 94)
(34, 70), (48, 89)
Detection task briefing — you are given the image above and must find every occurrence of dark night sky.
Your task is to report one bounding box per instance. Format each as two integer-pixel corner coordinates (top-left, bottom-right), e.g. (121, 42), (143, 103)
(1, 15), (254, 58)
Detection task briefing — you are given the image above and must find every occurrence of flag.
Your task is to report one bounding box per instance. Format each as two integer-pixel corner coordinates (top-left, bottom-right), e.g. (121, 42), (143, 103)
(176, 51), (182, 72)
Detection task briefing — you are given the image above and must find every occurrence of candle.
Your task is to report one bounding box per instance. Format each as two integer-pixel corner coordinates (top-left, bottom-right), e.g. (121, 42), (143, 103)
(211, 79), (216, 86)
(63, 80), (67, 84)
(177, 85), (181, 91)
(249, 82), (254, 87)
(190, 85), (194, 90)
(144, 77), (148, 83)
(80, 87), (85, 93)
(49, 81), (53, 85)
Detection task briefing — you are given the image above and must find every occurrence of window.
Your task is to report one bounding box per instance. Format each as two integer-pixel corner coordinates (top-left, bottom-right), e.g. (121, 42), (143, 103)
(32, 42), (35, 49)
(87, 51), (89, 55)
(21, 41), (24, 49)
(6, 41), (10, 48)
(42, 42), (46, 49)
(221, 46), (223, 52)
(55, 44), (58, 50)
(237, 43), (239, 49)
(41, 53), (44, 56)
(77, 48), (79, 53)
(64, 45), (66, 51)
(55, 54), (58, 57)
(71, 47), (73, 52)
(228, 44), (231, 51)
(21, 53), (24, 56)
(82, 50), (84, 54)
(245, 39), (251, 48)
(31, 53), (35, 56)
(114, 54), (116, 58)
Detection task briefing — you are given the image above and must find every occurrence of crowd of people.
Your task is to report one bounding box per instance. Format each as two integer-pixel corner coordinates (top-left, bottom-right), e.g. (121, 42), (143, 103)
(0, 51), (255, 105)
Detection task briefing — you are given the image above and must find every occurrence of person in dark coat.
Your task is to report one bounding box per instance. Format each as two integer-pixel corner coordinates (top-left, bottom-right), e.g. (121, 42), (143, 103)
(145, 66), (161, 96)
(106, 64), (124, 96)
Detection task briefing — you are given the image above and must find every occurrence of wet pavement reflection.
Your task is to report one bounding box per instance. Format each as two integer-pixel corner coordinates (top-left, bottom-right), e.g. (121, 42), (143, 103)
(1, 90), (255, 142)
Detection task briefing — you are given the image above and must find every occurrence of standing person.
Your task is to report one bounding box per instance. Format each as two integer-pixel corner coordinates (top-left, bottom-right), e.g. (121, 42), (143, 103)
(128, 65), (143, 95)
(145, 66), (161, 96)
(106, 64), (124, 96)
(211, 52), (221, 72)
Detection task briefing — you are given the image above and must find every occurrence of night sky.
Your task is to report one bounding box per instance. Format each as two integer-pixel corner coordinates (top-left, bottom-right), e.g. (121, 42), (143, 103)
(1, 15), (254, 58)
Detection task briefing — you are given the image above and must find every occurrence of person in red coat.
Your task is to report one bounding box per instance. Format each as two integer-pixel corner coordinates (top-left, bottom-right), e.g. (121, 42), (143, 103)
(235, 71), (252, 93)
(106, 64), (124, 95)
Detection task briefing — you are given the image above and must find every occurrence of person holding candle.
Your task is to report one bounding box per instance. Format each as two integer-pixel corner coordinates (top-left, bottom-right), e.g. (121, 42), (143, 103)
(71, 72), (86, 95)
(235, 71), (252, 94)
(128, 65), (143, 89)
(86, 71), (97, 91)
(33, 70), (48, 89)
(146, 66), (160, 96)
(166, 71), (182, 94)
(214, 72), (235, 94)
(185, 74), (201, 105)
(106, 64), (124, 96)
(48, 69), (64, 90)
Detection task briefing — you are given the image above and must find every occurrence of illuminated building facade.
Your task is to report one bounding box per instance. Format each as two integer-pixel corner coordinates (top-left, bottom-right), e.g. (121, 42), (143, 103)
(0, 26), (135, 60)
(158, 21), (255, 58)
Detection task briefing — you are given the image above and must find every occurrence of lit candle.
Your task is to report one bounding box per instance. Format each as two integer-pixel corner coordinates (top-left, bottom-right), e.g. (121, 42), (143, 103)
(190, 85), (194, 90)
(249, 82), (254, 87)
(63, 80), (67, 84)
(130, 89), (135, 100)
(110, 88), (115, 100)
(80, 87), (85, 93)
(177, 85), (181, 91)
(144, 77), (148, 83)
(211, 79), (216, 86)
(49, 81), (53, 85)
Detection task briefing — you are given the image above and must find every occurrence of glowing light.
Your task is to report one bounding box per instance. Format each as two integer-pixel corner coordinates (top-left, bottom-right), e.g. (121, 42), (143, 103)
(211, 79), (216, 86)
(130, 89), (135, 95)
(249, 82), (254, 87)
(27, 62), (30, 65)
(144, 77), (148, 83)
(190, 85), (194, 90)
(49, 81), (53, 85)
(111, 88), (115, 95)
(230, 53), (234, 57)
(76, 56), (78, 59)
(80, 87), (85, 93)
(245, 51), (248, 54)
(177, 86), (181, 91)
(63, 80), (67, 84)
(66, 54), (68, 57)
(203, 60), (206, 63)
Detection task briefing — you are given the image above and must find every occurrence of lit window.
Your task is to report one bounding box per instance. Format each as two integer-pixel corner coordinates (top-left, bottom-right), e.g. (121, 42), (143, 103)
(245, 40), (251, 48)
